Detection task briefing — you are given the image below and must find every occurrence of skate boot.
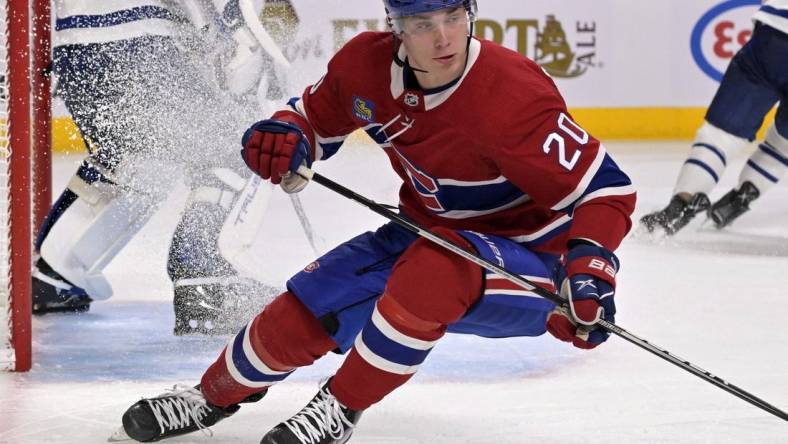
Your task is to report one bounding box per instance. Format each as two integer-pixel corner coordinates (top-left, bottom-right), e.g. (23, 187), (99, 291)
(639, 193), (711, 235)
(31, 258), (92, 314)
(261, 380), (363, 444)
(708, 181), (760, 229)
(113, 385), (265, 442)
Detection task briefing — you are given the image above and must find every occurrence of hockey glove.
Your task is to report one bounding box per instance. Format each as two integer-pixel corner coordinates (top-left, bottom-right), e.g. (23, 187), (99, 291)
(547, 243), (618, 349)
(241, 119), (312, 193)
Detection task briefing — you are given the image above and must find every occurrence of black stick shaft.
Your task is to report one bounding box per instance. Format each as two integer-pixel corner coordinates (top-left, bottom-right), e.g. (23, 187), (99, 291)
(299, 166), (788, 422)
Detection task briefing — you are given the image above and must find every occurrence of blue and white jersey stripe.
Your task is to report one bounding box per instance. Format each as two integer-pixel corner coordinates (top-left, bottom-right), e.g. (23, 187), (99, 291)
(224, 322), (293, 389)
(354, 305), (437, 375)
(508, 214), (572, 246)
(54, 0), (181, 46)
(426, 178), (530, 220)
(550, 145), (634, 214)
(754, 0), (788, 35)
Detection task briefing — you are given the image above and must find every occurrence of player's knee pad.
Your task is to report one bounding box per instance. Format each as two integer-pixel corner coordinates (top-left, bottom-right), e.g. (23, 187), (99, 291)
(740, 124), (788, 193)
(38, 161), (163, 300)
(674, 121), (749, 195)
(384, 227), (483, 327)
(248, 291), (337, 369)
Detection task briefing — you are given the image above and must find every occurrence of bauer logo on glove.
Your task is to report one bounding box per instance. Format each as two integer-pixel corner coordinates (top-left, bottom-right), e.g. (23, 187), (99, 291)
(547, 243), (619, 349)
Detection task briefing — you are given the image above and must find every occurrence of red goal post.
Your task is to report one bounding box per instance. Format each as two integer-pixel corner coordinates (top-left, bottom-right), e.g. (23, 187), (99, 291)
(1, 0), (52, 373)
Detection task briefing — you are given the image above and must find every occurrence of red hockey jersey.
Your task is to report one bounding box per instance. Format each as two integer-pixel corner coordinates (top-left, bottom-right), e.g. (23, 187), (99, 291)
(278, 32), (636, 253)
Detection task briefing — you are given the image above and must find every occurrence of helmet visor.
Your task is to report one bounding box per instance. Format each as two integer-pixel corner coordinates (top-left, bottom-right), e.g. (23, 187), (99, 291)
(387, 0), (477, 35)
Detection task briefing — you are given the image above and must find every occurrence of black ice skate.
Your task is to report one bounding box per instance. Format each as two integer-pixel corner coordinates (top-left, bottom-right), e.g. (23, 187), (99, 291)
(708, 181), (760, 229)
(260, 380), (362, 444)
(112, 385), (265, 442)
(639, 193), (711, 235)
(31, 258), (92, 314)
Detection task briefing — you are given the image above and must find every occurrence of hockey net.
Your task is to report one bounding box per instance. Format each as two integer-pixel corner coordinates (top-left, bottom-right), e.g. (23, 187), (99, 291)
(0, 0), (51, 372)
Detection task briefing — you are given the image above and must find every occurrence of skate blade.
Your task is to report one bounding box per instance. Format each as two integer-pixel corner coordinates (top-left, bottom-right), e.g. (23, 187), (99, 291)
(632, 222), (669, 242)
(107, 426), (132, 442)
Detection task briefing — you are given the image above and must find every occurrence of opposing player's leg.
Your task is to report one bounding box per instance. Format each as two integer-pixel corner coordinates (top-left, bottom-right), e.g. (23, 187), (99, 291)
(33, 160), (163, 313)
(641, 25), (781, 234)
(709, 121), (788, 228)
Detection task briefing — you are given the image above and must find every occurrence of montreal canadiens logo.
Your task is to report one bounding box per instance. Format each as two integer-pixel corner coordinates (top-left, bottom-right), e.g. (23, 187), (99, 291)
(303, 261), (320, 273)
(690, 0), (760, 82)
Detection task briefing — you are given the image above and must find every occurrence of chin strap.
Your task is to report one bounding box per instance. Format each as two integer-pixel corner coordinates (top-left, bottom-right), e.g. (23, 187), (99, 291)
(392, 36), (428, 73)
(391, 33), (474, 77)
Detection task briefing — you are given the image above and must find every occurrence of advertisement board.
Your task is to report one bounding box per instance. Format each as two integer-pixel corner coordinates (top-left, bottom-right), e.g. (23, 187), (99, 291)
(52, 0), (772, 150)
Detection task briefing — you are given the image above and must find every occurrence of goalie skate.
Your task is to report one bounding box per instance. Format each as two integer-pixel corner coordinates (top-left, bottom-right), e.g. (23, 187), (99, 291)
(31, 258), (92, 314)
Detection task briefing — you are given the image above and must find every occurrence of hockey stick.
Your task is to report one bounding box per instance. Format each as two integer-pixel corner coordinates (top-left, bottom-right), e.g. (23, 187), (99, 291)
(289, 193), (321, 256)
(219, 175), (322, 273)
(239, 0), (290, 67)
(296, 165), (788, 422)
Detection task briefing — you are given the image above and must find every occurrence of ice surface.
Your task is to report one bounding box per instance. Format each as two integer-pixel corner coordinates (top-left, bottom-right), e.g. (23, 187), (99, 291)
(1, 141), (786, 443)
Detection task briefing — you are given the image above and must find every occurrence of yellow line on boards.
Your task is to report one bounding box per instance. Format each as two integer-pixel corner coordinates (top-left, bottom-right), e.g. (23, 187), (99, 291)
(50, 107), (776, 153)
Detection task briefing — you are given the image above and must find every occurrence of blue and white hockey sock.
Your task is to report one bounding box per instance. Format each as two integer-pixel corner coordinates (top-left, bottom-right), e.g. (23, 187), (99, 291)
(674, 121), (749, 196)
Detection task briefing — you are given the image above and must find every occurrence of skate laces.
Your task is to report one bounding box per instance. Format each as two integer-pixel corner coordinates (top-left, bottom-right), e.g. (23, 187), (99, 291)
(146, 385), (214, 437)
(283, 383), (355, 443)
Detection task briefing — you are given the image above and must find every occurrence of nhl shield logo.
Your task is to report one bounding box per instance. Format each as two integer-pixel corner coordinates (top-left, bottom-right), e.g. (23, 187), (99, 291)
(303, 261), (320, 273)
(404, 92), (420, 107)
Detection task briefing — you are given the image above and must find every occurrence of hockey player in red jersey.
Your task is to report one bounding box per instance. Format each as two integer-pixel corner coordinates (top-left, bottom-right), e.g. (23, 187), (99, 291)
(116, 1), (636, 442)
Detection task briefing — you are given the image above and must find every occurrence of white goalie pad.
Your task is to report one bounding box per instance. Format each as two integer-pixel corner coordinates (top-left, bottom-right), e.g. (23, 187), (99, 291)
(218, 174), (274, 277)
(39, 174), (162, 301)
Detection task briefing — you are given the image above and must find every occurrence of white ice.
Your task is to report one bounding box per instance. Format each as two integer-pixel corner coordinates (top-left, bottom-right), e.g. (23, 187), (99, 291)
(1, 141), (787, 443)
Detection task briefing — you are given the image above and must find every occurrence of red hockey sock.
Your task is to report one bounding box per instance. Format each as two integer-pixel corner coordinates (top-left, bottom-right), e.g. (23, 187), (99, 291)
(331, 228), (482, 410)
(201, 291), (336, 407)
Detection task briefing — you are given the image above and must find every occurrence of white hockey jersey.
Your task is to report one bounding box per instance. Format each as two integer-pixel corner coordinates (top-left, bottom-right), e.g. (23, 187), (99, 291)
(54, 0), (183, 47)
(753, 0), (788, 34)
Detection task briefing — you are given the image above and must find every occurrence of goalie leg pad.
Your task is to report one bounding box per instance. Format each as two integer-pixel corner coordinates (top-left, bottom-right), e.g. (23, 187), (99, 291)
(39, 161), (163, 300)
(168, 167), (248, 283)
(171, 167), (279, 335)
(216, 170), (274, 278)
